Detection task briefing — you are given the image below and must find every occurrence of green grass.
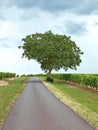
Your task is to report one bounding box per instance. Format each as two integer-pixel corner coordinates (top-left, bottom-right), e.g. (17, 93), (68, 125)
(53, 82), (98, 113)
(41, 77), (98, 130)
(0, 77), (28, 129)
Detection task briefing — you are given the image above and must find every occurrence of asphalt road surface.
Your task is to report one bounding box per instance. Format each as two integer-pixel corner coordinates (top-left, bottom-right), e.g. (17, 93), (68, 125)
(1, 77), (94, 130)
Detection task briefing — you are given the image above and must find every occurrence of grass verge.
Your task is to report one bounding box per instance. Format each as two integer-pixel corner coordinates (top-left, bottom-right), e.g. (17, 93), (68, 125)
(42, 79), (98, 130)
(0, 77), (28, 129)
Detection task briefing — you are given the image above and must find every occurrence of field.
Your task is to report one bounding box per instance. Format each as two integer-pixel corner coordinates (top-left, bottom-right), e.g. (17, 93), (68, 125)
(42, 77), (98, 130)
(0, 77), (27, 129)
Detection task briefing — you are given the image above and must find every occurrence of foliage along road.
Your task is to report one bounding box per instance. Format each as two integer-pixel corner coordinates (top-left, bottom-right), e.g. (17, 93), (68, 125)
(1, 77), (94, 130)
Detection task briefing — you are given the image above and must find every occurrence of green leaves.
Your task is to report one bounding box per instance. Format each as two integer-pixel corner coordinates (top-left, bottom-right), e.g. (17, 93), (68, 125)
(19, 30), (83, 75)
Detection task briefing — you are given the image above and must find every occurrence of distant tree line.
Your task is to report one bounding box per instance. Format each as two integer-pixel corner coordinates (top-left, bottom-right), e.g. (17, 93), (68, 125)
(52, 74), (98, 91)
(0, 72), (16, 79)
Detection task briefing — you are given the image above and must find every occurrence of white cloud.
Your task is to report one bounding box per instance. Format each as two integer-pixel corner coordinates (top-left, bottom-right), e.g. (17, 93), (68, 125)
(70, 24), (98, 74)
(0, 47), (43, 75)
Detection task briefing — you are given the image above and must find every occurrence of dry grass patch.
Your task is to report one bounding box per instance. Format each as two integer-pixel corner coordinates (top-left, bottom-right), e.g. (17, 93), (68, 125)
(0, 80), (8, 87)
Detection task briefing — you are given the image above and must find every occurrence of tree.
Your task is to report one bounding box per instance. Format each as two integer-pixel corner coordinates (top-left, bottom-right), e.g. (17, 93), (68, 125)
(19, 30), (83, 78)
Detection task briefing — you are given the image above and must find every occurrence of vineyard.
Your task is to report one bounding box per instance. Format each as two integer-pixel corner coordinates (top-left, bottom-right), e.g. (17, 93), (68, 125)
(52, 74), (98, 92)
(0, 72), (16, 79)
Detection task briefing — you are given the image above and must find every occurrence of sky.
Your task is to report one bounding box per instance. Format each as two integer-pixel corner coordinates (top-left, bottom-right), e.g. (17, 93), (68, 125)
(0, 0), (98, 75)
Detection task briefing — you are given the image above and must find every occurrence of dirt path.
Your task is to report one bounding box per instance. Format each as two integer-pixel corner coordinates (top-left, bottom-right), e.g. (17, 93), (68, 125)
(1, 77), (94, 130)
(0, 80), (8, 86)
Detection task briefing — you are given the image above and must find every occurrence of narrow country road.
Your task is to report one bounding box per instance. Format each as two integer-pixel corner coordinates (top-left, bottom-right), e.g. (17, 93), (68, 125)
(1, 77), (94, 130)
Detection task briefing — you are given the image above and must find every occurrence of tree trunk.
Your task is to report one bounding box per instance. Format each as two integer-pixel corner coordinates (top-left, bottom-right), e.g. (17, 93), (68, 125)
(47, 69), (52, 78)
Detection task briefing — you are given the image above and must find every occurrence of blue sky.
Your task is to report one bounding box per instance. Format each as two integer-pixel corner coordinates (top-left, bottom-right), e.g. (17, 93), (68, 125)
(0, 0), (98, 75)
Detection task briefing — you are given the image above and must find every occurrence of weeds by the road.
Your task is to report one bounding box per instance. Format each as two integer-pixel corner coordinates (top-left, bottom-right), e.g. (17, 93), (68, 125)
(42, 79), (98, 130)
(0, 77), (27, 129)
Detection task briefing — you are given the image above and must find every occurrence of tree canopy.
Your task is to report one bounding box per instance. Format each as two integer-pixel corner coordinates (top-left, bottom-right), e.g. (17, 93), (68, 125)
(19, 31), (83, 77)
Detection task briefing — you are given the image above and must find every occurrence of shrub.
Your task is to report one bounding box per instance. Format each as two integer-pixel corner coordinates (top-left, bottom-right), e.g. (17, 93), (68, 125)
(46, 77), (54, 82)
